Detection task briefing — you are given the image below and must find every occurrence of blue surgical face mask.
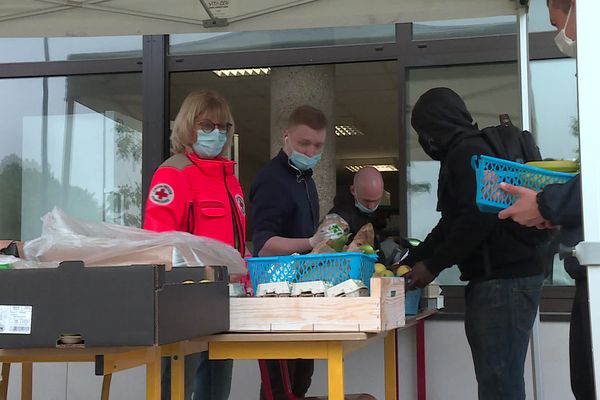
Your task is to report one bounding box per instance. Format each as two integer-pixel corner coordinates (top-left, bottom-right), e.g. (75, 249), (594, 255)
(285, 136), (322, 171)
(193, 128), (227, 159)
(355, 200), (379, 214)
(289, 150), (321, 171)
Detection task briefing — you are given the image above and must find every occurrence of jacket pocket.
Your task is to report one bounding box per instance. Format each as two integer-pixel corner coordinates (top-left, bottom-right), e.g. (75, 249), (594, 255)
(195, 199), (227, 218)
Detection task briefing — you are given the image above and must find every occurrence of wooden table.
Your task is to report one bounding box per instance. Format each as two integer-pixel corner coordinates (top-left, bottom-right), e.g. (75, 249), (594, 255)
(0, 310), (435, 400)
(192, 310), (435, 400)
(0, 346), (163, 400)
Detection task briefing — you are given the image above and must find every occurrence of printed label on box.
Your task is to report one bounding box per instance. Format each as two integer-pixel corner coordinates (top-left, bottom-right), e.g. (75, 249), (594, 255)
(0, 305), (32, 334)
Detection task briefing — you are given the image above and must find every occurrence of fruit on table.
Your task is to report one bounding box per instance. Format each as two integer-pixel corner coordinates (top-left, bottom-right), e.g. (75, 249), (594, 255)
(381, 270), (394, 277)
(395, 265), (412, 277)
(359, 244), (377, 254)
(328, 232), (351, 252)
(374, 263), (387, 273)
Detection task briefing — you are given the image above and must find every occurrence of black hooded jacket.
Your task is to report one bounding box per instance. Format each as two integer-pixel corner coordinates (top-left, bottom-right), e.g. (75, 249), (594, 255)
(538, 175), (584, 280)
(404, 87), (545, 282)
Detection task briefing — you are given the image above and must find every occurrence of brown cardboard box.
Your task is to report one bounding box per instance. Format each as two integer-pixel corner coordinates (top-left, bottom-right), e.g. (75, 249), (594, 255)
(31, 243), (177, 271)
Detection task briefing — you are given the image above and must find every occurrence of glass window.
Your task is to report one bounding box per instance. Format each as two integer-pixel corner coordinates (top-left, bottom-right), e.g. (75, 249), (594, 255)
(169, 25), (395, 55)
(0, 36), (142, 63)
(170, 60), (399, 250)
(0, 73), (143, 241)
(529, 0), (557, 33)
(406, 63), (520, 285)
(531, 58), (578, 285)
(412, 16), (516, 40)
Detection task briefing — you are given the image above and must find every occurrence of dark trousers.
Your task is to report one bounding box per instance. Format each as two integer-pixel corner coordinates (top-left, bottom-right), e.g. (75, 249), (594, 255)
(161, 351), (232, 400)
(570, 279), (596, 399)
(464, 274), (544, 400)
(260, 359), (314, 400)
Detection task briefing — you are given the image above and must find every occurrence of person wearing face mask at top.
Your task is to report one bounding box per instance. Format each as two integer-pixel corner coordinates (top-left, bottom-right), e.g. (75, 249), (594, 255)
(328, 166), (385, 255)
(498, 1), (593, 398)
(250, 105), (330, 400)
(144, 90), (244, 400)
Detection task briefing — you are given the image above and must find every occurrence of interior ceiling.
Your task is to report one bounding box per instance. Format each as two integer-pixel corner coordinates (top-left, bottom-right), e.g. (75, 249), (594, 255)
(0, 0), (519, 37)
(68, 61), (521, 172)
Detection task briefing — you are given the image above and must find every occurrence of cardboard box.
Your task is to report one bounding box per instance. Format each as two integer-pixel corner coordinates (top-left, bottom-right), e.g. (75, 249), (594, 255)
(0, 261), (229, 348)
(30, 244), (180, 271)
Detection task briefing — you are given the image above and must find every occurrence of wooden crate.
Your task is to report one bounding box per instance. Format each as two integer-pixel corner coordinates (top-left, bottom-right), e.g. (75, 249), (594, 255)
(229, 277), (405, 332)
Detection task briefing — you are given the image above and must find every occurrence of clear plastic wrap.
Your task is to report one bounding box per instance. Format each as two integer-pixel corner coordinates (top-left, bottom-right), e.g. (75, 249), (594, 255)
(23, 208), (246, 273)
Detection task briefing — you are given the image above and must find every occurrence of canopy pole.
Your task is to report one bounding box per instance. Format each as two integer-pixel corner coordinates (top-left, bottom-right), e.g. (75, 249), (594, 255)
(518, 5), (544, 400)
(575, 0), (600, 398)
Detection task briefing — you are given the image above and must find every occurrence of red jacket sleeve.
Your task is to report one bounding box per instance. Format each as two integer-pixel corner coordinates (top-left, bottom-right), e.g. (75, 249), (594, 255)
(143, 166), (188, 233)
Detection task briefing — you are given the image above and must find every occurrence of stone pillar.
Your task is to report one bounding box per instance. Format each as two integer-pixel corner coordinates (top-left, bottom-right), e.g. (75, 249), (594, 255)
(270, 65), (336, 220)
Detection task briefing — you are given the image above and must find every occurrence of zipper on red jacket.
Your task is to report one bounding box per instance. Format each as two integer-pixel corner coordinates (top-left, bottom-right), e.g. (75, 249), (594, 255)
(187, 202), (195, 234)
(222, 164), (244, 255)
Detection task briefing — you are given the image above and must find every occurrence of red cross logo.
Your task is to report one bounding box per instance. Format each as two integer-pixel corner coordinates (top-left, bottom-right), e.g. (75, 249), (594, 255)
(235, 194), (246, 216)
(150, 183), (174, 205)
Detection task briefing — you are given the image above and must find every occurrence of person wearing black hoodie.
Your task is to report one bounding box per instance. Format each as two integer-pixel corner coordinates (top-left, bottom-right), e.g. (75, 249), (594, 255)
(403, 87), (546, 400)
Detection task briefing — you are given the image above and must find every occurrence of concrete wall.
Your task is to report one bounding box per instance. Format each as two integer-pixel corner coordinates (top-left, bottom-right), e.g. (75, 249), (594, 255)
(4, 320), (573, 400)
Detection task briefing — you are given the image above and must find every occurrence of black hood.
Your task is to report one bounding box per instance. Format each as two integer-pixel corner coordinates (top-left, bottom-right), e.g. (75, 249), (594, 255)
(411, 87), (479, 161)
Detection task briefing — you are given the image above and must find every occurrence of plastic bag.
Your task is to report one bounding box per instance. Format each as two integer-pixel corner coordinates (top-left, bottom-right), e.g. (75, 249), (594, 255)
(346, 223), (375, 252)
(23, 208), (246, 274)
(309, 214), (350, 254)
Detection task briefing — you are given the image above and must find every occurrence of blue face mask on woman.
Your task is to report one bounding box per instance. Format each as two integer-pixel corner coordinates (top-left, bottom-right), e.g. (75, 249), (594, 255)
(193, 129), (227, 159)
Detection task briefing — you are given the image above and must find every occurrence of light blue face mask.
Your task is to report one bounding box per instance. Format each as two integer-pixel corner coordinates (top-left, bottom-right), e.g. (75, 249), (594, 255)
(193, 129), (227, 159)
(355, 200), (379, 214)
(289, 150), (321, 171)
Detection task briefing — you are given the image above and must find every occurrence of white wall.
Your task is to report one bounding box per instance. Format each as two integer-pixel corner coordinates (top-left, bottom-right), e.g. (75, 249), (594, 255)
(4, 320), (572, 400)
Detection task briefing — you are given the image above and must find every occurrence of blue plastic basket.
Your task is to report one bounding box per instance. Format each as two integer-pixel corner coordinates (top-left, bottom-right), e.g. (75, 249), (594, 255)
(246, 252), (377, 294)
(471, 155), (575, 213)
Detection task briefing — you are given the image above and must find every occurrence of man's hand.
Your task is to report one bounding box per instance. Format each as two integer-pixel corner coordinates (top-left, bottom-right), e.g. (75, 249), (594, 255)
(497, 183), (553, 228)
(405, 261), (434, 290)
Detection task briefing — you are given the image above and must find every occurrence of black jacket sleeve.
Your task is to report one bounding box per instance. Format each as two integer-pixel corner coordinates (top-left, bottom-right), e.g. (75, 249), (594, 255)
(249, 177), (292, 256)
(422, 145), (498, 276)
(537, 174), (582, 228)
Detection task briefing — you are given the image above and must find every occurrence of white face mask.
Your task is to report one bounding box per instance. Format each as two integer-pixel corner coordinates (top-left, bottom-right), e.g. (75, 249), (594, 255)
(554, 6), (577, 58)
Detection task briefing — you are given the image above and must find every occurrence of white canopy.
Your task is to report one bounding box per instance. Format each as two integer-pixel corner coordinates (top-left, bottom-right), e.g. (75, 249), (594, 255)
(0, 0), (521, 37)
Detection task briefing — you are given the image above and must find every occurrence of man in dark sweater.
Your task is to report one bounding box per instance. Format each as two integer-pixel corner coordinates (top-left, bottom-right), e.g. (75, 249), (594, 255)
(250, 104), (329, 400)
(403, 87), (546, 400)
(329, 166), (384, 239)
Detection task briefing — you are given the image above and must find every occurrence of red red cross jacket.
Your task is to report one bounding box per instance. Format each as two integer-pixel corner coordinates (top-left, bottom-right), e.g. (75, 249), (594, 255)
(143, 152), (246, 256)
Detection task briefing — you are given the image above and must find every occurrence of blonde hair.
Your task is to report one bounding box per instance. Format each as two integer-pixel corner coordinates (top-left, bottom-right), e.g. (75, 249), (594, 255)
(170, 90), (235, 155)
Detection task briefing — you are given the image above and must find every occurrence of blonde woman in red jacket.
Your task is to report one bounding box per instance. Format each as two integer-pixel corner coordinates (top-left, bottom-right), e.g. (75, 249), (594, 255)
(144, 90), (244, 400)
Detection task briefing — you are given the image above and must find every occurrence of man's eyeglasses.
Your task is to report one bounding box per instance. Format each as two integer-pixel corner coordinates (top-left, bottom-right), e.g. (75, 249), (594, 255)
(197, 119), (232, 134)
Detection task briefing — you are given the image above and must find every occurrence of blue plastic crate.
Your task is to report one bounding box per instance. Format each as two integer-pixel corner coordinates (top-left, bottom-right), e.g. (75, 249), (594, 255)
(246, 252), (377, 294)
(471, 155), (575, 213)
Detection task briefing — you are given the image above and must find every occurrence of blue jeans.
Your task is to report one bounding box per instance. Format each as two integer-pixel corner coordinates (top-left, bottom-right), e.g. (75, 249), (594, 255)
(161, 351), (232, 400)
(464, 274), (543, 400)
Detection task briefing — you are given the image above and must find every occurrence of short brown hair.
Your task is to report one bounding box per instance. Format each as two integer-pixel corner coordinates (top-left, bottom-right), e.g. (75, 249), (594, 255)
(171, 90), (235, 154)
(287, 105), (327, 131)
(547, 0), (571, 13)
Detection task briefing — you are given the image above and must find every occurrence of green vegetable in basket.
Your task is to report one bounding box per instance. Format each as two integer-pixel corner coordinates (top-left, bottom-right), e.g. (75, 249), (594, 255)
(327, 232), (351, 252)
(359, 244), (377, 255)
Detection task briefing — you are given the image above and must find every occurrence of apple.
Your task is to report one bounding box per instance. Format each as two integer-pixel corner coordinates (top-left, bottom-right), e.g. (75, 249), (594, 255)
(381, 270), (394, 277)
(374, 263), (387, 273)
(395, 265), (412, 277)
(359, 244), (377, 254)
